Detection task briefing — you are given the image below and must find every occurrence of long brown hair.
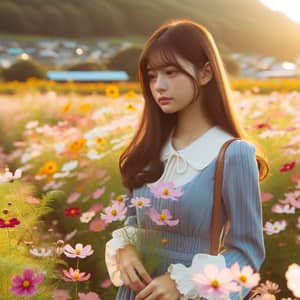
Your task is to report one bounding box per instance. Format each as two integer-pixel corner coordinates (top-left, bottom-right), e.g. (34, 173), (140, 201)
(119, 18), (269, 193)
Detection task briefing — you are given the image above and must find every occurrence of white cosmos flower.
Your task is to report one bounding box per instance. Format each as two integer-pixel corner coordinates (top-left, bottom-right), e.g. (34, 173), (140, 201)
(285, 263), (300, 297)
(263, 220), (287, 235)
(80, 211), (96, 223)
(25, 120), (39, 129)
(54, 143), (66, 153)
(61, 160), (78, 172)
(30, 247), (53, 257)
(0, 168), (22, 183)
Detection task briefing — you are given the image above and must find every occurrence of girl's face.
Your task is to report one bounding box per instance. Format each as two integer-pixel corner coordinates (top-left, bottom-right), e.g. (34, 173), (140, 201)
(146, 52), (198, 114)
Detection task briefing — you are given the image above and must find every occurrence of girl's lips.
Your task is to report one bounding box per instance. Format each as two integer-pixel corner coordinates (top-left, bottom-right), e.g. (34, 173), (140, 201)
(159, 98), (172, 104)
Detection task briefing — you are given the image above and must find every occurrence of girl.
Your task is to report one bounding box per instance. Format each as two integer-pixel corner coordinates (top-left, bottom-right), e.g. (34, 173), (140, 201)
(105, 19), (269, 300)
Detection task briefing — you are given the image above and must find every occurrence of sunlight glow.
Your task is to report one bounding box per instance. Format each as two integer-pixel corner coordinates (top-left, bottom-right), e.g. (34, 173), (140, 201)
(260, 0), (300, 23)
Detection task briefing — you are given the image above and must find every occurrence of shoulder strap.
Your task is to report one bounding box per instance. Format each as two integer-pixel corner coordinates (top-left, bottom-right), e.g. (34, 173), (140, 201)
(210, 138), (241, 255)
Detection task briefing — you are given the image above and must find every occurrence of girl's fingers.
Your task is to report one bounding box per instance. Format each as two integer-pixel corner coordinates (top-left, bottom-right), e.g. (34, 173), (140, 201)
(127, 267), (146, 291)
(120, 271), (130, 287)
(135, 284), (154, 300)
(134, 263), (152, 284)
(144, 294), (158, 300)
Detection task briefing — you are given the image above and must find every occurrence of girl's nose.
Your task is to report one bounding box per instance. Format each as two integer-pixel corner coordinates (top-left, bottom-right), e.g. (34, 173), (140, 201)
(155, 74), (167, 93)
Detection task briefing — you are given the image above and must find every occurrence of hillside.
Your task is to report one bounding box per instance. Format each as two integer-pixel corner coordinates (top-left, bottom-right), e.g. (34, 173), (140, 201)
(0, 0), (300, 59)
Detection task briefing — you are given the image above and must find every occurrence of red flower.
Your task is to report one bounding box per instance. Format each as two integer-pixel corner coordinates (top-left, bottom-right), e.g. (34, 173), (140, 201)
(255, 122), (271, 129)
(0, 217), (21, 228)
(65, 206), (81, 217)
(280, 161), (296, 172)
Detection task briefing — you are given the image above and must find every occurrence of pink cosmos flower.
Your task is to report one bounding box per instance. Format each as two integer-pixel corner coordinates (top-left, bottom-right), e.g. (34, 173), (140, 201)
(271, 203), (295, 214)
(296, 217), (300, 230)
(147, 181), (184, 200)
(64, 243), (94, 258)
(263, 220), (287, 235)
(129, 197), (151, 208)
(88, 203), (103, 213)
(100, 202), (127, 223)
(260, 192), (273, 203)
(78, 291), (101, 300)
(67, 192), (81, 204)
(192, 264), (241, 299)
(52, 289), (70, 300)
(230, 262), (260, 288)
(148, 208), (179, 226)
(62, 268), (91, 282)
(92, 187), (105, 199)
(89, 218), (107, 232)
(253, 280), (280, 295)
(99, 278), (112, 288)
(10, 269), (43, 296)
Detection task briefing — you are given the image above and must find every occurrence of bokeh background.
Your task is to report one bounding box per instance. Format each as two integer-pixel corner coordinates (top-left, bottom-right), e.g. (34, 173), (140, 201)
(0, 1), (300, 299)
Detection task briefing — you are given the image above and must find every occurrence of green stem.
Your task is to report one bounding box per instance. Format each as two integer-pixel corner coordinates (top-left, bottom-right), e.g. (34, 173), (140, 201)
(7, 228), (11, 256)
(75, 281), (78, 300)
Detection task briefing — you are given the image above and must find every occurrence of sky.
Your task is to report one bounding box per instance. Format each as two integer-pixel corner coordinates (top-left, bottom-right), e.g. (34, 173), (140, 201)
(260, 0), (300, 23)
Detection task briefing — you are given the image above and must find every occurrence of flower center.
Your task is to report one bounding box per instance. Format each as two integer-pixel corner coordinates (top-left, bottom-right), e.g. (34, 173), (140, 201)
(137, 200), (143, 206)
(239, 274), (247, 283)
(159, 213), (166, 221)
(4, 220), (10, 225)
(211, 280), (219, 288)
(163, 188), (169, 195)
(111, 209), (117, 216)
(273, 226), (278, 231)
(75, 249), (81, 255)
(73, 273), (80, 280)
(23, 280), (30, 287)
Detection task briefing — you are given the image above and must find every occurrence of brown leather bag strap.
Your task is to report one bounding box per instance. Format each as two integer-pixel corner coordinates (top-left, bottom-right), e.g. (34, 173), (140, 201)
(210, 138), (241, 255)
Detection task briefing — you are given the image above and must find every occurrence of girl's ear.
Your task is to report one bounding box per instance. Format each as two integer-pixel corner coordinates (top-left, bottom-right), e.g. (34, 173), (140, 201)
(197, 61), (213, 86)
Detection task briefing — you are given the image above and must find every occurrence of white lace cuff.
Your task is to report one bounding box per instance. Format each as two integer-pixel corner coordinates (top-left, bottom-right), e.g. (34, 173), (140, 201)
(105, 226), (138, 286)
(167, 253), (228, 300)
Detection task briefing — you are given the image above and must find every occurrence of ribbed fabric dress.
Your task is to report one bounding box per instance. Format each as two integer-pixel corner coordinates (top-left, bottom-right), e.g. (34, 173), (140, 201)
(111, 128), (265, 300)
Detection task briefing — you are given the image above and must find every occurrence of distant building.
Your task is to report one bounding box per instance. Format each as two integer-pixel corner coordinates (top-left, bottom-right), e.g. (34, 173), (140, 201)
(47, 70), (129, 82)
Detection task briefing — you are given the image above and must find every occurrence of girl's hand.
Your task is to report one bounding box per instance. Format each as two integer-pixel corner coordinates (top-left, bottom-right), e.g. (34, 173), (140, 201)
(135, 272), (182, 300)
(116, 243), (153, 293)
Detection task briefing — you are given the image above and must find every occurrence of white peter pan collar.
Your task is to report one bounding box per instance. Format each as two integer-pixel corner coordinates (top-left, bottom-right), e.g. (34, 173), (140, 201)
(161, 125), (235, 173)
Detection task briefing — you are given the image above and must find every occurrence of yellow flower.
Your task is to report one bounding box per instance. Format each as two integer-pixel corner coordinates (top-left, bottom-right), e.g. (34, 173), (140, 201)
(67, 138), (86, 153)
(116, 195), (125, 203)
(95, 136), (106, 146)
(125, 104), (136, 111)
(105, 84), (120, 99)
(79, 103), (92, 113)
(40, 161), (58, 175)
(125, 90), (136, 98)
(62, 102), (72, 113)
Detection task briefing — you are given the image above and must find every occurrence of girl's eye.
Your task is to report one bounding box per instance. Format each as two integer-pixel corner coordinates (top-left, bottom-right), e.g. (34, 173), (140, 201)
(148, 74), (156, 80)
(166, 70), (177, 75)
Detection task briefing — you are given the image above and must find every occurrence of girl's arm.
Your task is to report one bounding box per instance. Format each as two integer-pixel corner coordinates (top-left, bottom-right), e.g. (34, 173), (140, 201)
(167, 140), (265, 300)
(105, 192), (139, 286)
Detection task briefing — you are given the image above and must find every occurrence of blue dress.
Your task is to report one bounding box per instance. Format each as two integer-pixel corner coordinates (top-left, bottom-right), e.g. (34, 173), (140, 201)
(115, 140), (265, 300)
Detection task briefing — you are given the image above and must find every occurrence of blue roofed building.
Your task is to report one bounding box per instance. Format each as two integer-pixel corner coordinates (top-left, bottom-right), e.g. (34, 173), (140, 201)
(47, 70), (129, 82)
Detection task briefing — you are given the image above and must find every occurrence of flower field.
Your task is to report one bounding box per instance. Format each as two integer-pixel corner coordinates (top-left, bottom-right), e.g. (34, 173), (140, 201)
(0, 84), (300, 299)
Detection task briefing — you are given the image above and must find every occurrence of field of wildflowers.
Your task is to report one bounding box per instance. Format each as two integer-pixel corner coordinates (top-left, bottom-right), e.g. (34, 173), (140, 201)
(0, 83), (299, 299)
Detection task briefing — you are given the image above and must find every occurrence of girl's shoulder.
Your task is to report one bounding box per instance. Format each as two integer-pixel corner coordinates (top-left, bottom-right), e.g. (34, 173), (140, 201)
(224, 139), (256, 161)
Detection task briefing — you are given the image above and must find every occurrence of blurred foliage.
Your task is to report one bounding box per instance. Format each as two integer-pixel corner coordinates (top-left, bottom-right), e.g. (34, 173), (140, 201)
(66, 61), (106, 71)
(2, 59), (47, 82)
(106, 47), (142, 81)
